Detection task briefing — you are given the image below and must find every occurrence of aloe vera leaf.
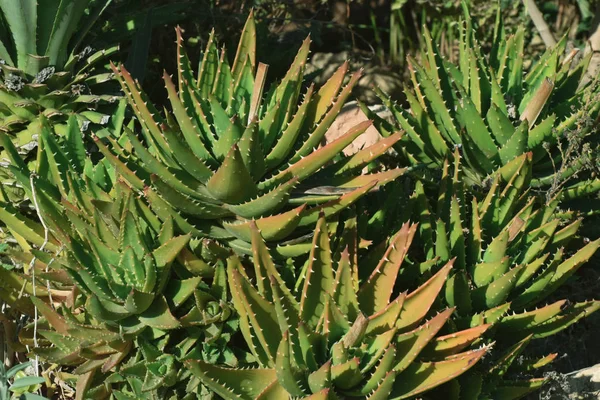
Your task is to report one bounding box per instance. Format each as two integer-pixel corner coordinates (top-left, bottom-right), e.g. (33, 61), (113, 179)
(491, 378), (547, 400)
(472, 264), (525, 310)
(422, 323), (490, 359)
(249, 221), (298, 307)
(394, 308), (454, 374)
(300, 216), (335, 328)
(305, 61), (348, 128)
(237, 119), (265, 181)
(223, 205), (305, 242)
(229, 266), (280, 363)
(274, 331), (306, 396)
(397, 261), (453, 331)
(265, 85), (314, 170)
(489, 334), (532, 380)
(331, 248), (360, 321)
(527, 300), (600, 339)
(497, 300), (566, 334)
(226, 178), (298, 219)
(307, 361), (331, 394)
(358, 223), (417, 314)
(331, 357), (363, 389)
(498, 121), (528, 165)
(367, 293), (407, 336)
(163, 72), (213, 162)
(326, 132), (404, 177)
(186, 360), (279, 400)
(134, 296), (179, 329)
(297, 181), (377, 227)
(391, 347), (487, 399)
(0, 203), (58, 251)
(260, 120), (371, 190)
(290, 70), (363, 162)
(206, 144), (258, 204)
(151, 175), (230, 219)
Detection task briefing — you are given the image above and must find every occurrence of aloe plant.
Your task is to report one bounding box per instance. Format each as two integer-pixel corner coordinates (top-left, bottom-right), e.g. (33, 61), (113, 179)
(102, 11), (405, 255)
(0, 116), (243, 396)
(0, 0), (120, 174)
(185, 214), (490, 399)
(380, 150), (600, 398)
(0, 93), (126, 250)
(369, 5), (600, 204)
(0, 0), (129, 218)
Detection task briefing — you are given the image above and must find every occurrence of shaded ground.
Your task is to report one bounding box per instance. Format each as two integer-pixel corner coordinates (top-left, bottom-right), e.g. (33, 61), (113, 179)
(525, 245), (600, 399)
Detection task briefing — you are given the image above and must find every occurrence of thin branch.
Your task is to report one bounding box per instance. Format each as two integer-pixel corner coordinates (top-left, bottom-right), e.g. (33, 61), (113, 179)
(524, 0), (557, 48)
(29, 173), (49, 379)
(582, 9), (600, 87)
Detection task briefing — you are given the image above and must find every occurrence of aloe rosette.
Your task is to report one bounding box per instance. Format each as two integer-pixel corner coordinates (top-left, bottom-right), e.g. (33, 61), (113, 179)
(0, 0), (120, 156)
(102, 12), (405, 255)
(368, 6), (600, 202)
(185, 215), (490, 399)
(397, 150), (600, 398)
(0, 116), (241, 397)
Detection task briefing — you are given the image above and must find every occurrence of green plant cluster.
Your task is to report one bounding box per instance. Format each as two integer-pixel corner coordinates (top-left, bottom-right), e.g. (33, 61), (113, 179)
(370, 6), (600, 202)
(0, 1), (598, 399)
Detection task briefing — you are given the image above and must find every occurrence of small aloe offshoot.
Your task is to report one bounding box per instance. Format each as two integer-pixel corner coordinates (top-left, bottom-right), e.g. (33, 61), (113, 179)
(368, 5), (600, 201)
(104, 11), (405, 255)
(186, 215), (489, 399)
(399, 150), (600, 398)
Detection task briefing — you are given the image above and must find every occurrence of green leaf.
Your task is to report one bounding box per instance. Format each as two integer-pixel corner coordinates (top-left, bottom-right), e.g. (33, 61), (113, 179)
(0, 0), (37, 73)
(265, 85), (314, 170)
(498, 121), (528, 165)
(138, 296), (180, 330)
(472, 264), (525, 310)
(185, 360), (282, 400)
(9, 376), (45, 391)
(262, 120), (372, 190)
(229, 265), (281, 364)
(301, 216), (335, 328)
(163, 72), (213, 163)
(290, 70), (363, 162)
(492, 379), (546, 400)
(397, 261), (453, 331)
(231, 10), (256, 80)
(6, 362), (33, 379)
(275, 331), (306, 396)
(391, 347), (487, 399)
(358, 223), (417, 315)
(394, 308), (454, 373)
(223, 205), (305, 243)
(226, 178), (298, 219)
(206, 144), (257, 204)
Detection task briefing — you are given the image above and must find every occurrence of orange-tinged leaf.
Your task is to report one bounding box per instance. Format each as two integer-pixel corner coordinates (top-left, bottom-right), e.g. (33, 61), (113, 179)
(422, 324), (490, 359)
(394, 308), (454, 373)
(310, 61), (348, 125)
(261, 120), (372, 190)
(359, 223), (417, 315)
(223, 204), (306, 242)
(392, 347), (488, 399)
(367, 293), (406, 335)
(332, 168), (406, 188)
(397, 261), (453, 331)
(301, 216), (335, 328)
